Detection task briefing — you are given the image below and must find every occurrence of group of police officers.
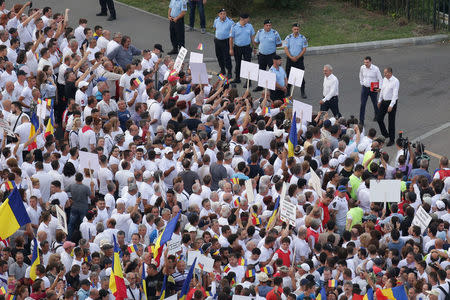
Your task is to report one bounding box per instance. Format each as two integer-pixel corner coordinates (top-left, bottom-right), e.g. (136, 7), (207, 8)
(167, 1), (308, 99)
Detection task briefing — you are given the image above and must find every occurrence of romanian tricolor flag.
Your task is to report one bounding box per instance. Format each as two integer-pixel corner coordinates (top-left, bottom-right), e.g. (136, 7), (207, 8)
(260, 266), (272, 275)
(238, 258), (246, 266)
(233, 197), (241, 207)
(0, 187), (31, 239)
(288, 112), (297, 157)
(374, 286), (407, 300)
(0, 286), (6, 295)
(230, 177), (239, 185)
(28, 112), (39, 151)
(141, 263), (148, 299)
(29, 238), (41, 281)
(230, 277), (236, 287)
(198, 262), (205, 271)
(180, 258), (196, 300)
(218, 74), (226, 81)
(109, 235), (127, 299)
(316, 286), (327, 300)
(245, 269), (255, 278)
(133, 77), (142, 86)
(283, 97), (291, 104)
(127, 244), (138, 254)
(251, 212), (261, 225)
(328, 279), (336, 287)
(152, 212), (181, 266)
(266, 196), (280, 230)
(223, 265), (230, 273)
(35, 52), (40, 61)
(160, 274), (167, 300)
(262, 107), (271, 115)
(197, 43), (204, 50)
(44, 99), (55, 138)
(6, 295), (15, 300)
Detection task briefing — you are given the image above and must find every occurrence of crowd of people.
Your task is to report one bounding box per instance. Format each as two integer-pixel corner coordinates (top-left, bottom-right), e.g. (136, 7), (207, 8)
(0, 0), (449, 300)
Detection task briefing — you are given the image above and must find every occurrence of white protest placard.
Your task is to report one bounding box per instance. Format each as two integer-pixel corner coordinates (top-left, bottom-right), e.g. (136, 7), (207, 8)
(165, 295), (177, 300)
(245, 179), (254, 204)
(280, 182), (288, 203)
(190, 62), (208, 84)
(288, 67), (305, 87)
(232, 296), (254, 300)
(55, 205), (68, 234)
(308, 167), (322, 195)
(79, 151), (100, 171)
(189, 51), (203, 63)
(37, 102), (47, 124)
(369, 180), (401, 202)
(412, 206), (432, 233)
(0, 119), (14, 137)
(293, 100), (313, 122)
(196, 254), (214, 273)
(257, 70), (276, 91)
(280, 198), (296, 226)
(239, 60), (259, 81)
(187, 250), (201, 267)
(173, 46), (188, 72)
(167, 239), (182, 255)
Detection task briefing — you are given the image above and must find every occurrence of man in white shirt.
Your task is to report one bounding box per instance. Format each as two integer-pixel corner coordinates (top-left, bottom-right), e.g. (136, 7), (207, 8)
(320, 64), (341, 118)
(78, 116), (96, 151)
(74, 18), (87, 46)
(106, 32), (121, 56)
(359, 56), (383, 125)
(377, 67), (400, 146)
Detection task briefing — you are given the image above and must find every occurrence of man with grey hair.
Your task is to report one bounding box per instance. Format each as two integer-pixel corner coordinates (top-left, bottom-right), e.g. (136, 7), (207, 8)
(320, 64), (341, 118)
(106, 32), (122, 56)
(97, 29), (110, 50)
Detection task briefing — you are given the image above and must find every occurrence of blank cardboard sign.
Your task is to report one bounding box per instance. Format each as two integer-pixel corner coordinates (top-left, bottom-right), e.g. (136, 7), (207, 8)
(257, 70), (276, 90)
(288, 67), (305, 87)
(240, 60), (259, 81)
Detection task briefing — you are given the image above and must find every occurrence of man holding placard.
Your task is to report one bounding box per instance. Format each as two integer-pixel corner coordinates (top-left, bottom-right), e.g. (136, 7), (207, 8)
(213, 8), (234, 78)
(253, 19), (282, 92)
(229, 14), (255, 84)
(168, 0), (188, 55)
(284, 23), (308, 99)
(269, 55), (287, 100)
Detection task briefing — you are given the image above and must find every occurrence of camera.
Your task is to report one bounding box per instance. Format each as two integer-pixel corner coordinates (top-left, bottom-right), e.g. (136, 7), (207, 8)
(373, 148), (381, 159)
(398, 131), (409, 156)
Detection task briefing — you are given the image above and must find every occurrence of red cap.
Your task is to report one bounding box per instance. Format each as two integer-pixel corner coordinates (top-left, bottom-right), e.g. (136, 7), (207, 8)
(168, 75), (180, 82)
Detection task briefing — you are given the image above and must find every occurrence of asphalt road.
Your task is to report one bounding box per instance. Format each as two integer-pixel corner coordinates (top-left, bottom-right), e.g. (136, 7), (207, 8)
(17, 0), (450, 169)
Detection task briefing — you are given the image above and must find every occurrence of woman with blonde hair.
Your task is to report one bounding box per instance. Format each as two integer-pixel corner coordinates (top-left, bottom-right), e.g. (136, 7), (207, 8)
(109, 116), (123, 139)
(69, 117), (82, 148)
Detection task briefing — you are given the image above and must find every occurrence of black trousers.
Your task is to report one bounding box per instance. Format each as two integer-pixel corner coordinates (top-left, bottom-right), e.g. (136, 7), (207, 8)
(377, 100), (397, 141)
(170, 18), (185, 51)
(360, 85), (379, 125)
(270, 88), (286, 101)
(214, 38), (232, 74)
(233, 45), (252, 78)
(258, 52), (275, 70)
(99, 0), (116, 17)
(286, 56), (305, 94)
(320, 96), (341, 117)
(55, 83), (66, 125)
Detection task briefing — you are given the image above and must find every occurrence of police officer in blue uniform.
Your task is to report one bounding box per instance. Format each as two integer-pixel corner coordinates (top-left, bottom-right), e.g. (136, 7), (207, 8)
(229, 13), (255, 84)
(253, 19), (282, 92)
(168, 0), (188, 55)
(284, 23), (308, 98)
(213, 8), (234, 79)
(269, 55), (288, 100)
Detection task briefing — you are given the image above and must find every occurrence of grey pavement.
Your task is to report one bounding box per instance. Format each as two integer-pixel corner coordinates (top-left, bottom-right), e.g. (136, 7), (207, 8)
(16, 0), (450, 169)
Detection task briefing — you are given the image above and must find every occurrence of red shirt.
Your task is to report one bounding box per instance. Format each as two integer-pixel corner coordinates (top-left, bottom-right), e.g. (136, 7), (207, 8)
(266, 286), (283, 300)
(318, 201), (330, 227)
(186, 287), (206, 300)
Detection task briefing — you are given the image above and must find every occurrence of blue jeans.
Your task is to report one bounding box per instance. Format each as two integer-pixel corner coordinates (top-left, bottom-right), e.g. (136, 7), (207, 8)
(360, 86), (379, 125)
(68, 207), (88, 241)
(189, 0), (205, 29)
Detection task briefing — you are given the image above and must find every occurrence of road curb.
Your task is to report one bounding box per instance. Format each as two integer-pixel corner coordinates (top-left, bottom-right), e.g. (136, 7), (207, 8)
(114, 1), (448, 61)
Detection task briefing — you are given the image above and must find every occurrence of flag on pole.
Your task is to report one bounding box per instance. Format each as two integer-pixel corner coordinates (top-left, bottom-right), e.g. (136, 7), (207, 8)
(29, 238), (41, 280)
(288, 112), (297, 157)
(141, 263), (148, 300)
(28, 112), (39, 151)
(44, 99), (55, 138)
(160, 274), (167, 300)
(152, 212), (181, 265)
(266, 196), (280, 230)
(179, 258), (197, 300)
(0, 187), (31, 239)
(109, 235), (127, 299)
